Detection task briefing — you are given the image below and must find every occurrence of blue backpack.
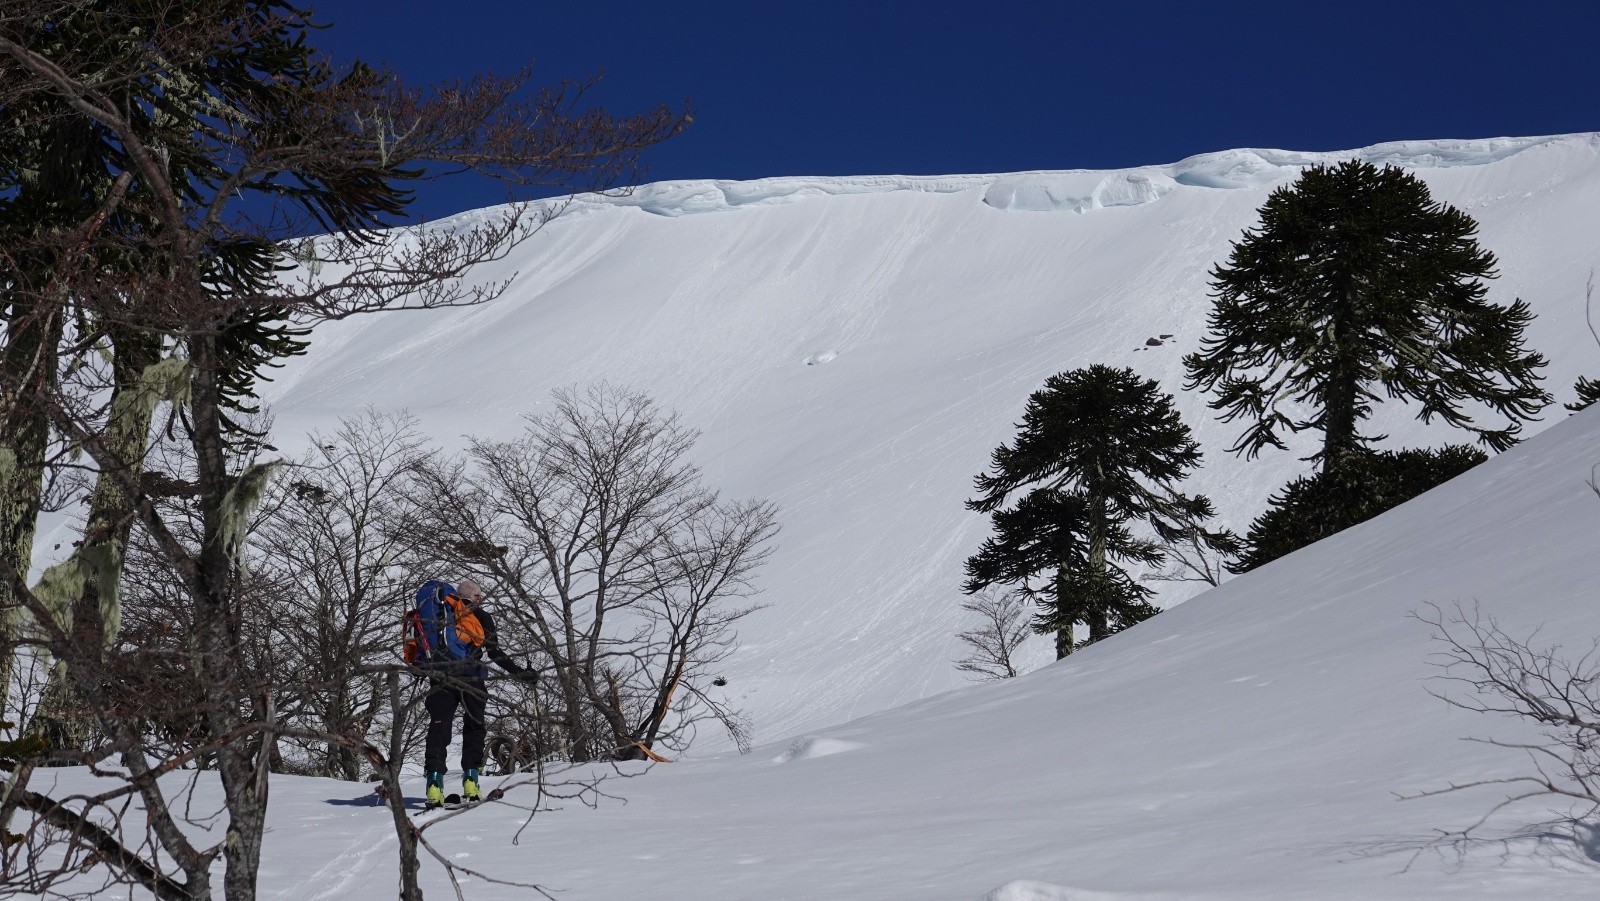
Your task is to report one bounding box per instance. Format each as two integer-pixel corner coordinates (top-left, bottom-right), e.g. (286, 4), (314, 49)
(404, 580), (484, 664)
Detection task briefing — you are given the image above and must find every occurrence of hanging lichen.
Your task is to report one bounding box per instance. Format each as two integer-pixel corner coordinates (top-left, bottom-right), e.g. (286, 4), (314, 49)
(29, 540), (120, 641)
(218, 461), (281, 565)
(132, 355), (192, 418)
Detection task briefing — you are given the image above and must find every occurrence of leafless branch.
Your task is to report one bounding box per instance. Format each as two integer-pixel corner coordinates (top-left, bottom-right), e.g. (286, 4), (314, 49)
(954, 587), (1032, 681)
(1401, 602), (1600, 862)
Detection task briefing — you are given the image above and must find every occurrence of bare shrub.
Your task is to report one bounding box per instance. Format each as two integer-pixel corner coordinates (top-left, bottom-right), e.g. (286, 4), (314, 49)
(1143, 489), (1240, 588)
(955, 587), (1033, 680)
(1411, 603), (1600, 839)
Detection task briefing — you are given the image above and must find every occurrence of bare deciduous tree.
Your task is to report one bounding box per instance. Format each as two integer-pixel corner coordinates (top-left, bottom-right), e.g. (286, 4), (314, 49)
(1142, 488), (1240, 588)
(954, 587), (1033, 681)
(250, 410), (431, 781)
(411, 385), (778, 762)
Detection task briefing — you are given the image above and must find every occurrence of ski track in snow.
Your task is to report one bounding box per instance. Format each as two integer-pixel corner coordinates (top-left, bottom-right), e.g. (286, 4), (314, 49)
(284, 812), (392, 901)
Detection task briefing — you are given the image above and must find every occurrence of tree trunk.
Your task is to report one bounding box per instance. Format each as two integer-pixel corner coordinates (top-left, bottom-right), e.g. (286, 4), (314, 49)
(1052, 566), (1073, 660)
(591, 666), (638, 761)
(118, 740), (217, 901)
(0, 114), (112, 724)
(380, 670), (423, 901)
(0, 296), (62, 717)
(1321, 367), (1361, 476)
(33, 667), (89, 759)
(1321, 296), (1363, 475)
(34, 328), (162, 756)
(557, 668), (593, 762)
(188, 331), (269, 901)
(1086, 494), (1110, 644)
(322, 682), (357, 780)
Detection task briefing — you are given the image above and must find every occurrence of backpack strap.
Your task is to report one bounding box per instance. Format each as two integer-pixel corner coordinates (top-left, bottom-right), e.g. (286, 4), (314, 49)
(406, 609), (433, 659)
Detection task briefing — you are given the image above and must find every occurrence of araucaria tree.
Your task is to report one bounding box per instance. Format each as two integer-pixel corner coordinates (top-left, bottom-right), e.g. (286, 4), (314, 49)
(1184, 160), (1550, 473)
(1184, 161), (1550, 572)
(965, 365), (1231, 658)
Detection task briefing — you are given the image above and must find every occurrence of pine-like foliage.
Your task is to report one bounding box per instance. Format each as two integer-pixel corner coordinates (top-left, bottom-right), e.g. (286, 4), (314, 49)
(964, 489), (1161, 656)
(1566, 376), (1600, 413)
(1184, 160), (1550, 472)
(1234, 445), (1487, 573)
(965, 365), (1231, 657)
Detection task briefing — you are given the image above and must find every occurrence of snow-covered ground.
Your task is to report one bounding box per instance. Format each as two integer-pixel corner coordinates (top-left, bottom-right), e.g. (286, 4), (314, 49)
(33, 133), (1600, 898)
(355, 402), (1600, 899)
(37, 393), (1600, 898)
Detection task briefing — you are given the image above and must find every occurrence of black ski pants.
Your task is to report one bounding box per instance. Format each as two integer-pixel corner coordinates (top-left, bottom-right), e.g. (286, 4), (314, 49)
(424, 675), (488, 777)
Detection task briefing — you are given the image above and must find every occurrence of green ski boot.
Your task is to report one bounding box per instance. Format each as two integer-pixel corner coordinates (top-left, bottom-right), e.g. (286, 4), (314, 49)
(462, 768), (482, 804)
(425, 772), (446, 810)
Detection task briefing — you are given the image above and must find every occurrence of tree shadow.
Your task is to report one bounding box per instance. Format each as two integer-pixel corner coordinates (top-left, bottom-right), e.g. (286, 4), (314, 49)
(1343, 817), (1600, 873)
(324, 793), (424, 808)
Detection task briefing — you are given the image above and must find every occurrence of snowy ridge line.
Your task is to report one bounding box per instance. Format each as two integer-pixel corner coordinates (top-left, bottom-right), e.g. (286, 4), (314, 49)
(433, 131), (1592, 222)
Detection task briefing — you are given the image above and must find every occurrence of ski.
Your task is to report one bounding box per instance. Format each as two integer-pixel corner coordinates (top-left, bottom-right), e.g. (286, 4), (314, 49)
(399, 785), (503, 815)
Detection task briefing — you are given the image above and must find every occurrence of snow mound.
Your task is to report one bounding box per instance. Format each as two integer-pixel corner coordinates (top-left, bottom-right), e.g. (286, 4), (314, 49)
(592, 174), (984, 217)
(771, 735), (865, 763)
(1169, 135), (1567, 189)
(979, 882), (1175, 901)
(44, 407), (1600, 898)
(982, 172), (1173, 212)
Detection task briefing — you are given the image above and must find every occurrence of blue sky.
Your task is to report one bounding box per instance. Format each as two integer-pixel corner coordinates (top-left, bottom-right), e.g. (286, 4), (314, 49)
(311, 0), (1600, 220)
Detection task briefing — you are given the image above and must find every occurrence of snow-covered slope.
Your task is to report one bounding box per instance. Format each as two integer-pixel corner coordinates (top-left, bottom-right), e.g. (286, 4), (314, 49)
(39, 395), (1598, 899)
(410, 402), (1600, 899)
(265, 132), (1600, 747)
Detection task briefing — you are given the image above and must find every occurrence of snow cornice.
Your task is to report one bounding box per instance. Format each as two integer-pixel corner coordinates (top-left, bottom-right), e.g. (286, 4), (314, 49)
(503, 132), (1593, 219)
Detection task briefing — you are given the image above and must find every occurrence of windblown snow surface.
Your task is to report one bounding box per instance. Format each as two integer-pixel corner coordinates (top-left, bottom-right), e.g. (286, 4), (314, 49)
(34, 133), (1600, 898)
